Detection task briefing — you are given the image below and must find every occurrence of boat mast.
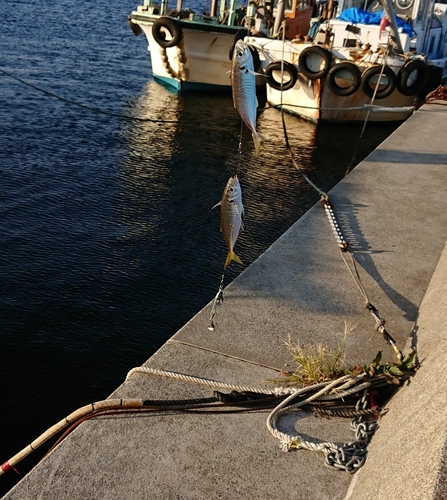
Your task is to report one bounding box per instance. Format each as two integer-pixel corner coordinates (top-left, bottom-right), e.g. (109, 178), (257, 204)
(420, 0), (437, 55)
(380, 0), (404, 54)
(272, 0), (286, 36)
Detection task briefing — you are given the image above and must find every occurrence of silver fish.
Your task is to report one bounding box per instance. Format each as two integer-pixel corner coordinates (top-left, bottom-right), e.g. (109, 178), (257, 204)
(214, 176), (244, 268)
(231, 40), (262, 155)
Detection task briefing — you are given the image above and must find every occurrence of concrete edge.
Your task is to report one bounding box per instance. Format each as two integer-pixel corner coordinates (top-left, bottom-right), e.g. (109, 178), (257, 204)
(345, 237), (447, 500)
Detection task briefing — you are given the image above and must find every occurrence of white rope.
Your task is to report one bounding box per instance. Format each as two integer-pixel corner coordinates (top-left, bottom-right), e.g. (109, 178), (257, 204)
(266, 374), (372, 454)
(126, 366), (279, 394)
(271, 103), (415, 113)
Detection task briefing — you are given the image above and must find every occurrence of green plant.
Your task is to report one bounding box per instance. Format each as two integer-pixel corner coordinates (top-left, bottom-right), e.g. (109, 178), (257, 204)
(282, 323), (418, 387)
(283, 323), (354, 385)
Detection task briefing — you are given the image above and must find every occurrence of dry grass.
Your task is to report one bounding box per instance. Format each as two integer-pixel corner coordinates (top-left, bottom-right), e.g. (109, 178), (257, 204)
(283, 322), (355, 386)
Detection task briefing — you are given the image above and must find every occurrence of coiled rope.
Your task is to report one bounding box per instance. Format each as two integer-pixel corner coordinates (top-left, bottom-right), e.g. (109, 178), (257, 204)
(2, 362), (410, 476)
(125, 367), (382, 472)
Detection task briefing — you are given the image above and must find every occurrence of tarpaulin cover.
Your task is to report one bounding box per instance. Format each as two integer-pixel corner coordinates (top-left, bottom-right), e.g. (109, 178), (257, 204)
(337, 8), (413, 36)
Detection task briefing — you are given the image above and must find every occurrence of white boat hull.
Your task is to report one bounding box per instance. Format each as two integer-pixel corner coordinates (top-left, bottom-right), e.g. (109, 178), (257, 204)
(130, 14), (244, 91)
(267, 78), (415, 123)
(247, 37), (418, 123)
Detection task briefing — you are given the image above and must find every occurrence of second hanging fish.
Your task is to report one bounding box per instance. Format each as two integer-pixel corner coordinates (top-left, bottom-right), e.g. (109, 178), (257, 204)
(213, 175), (244, 268)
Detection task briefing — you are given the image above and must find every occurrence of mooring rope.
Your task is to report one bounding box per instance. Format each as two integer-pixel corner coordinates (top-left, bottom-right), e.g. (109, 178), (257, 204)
(126, 366), (276, 394)
(346, 49), (391, 175)
(266, 374), (378, 473)
(278, 76), (404, 361)
(126, 367), (381, 472)
(0, 66), (180, 123)
(272, 103), (415, 113)
(2, 363), (410, 477)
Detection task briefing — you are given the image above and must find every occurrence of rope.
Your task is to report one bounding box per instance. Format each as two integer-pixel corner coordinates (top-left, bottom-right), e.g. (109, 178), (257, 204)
(346, 50), (391, 175)
(170, 339), (282, 372)
(322, 198), (403, 360)
(0, 66), (177, 123)
(271, 103), (415, 113)
(126, 366), (276, 394)
(266, 374), (379, 473)
(277, 75), (404, 360)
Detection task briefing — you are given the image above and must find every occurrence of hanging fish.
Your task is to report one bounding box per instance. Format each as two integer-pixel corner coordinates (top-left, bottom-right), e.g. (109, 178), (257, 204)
(213, 175), (244, 268)
(231, 40), (262, 156)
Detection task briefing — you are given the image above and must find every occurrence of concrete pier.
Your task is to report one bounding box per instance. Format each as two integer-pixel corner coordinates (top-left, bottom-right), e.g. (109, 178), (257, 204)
(2, 100), (447, 499)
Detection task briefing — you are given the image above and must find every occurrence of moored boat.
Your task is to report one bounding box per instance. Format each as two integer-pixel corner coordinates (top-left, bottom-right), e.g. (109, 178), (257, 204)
(127, 0), (250, 90)
(128, 0), (447, 122)
(245, 0), (447, 122)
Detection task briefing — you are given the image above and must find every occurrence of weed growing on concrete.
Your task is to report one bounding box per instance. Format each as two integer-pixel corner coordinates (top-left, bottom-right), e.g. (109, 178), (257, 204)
(281, 321), (418, 388)
(283, 323), (354, 385)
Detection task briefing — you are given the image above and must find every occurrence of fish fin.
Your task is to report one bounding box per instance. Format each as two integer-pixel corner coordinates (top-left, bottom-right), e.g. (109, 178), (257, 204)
(212, 201), (222, 209)
(224, 251), (243, 268)
(247, 70), (264, 77)
(252, 132), (262, 156)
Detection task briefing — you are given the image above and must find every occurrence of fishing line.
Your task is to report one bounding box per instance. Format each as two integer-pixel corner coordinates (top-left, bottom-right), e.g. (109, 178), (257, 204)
(208, 36), (251, 330)
(0, 66), (177, 123)
(208, 270), (225, 330)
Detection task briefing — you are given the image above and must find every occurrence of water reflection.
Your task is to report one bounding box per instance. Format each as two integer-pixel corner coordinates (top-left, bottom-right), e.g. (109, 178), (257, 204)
(118, 84), (323, 290)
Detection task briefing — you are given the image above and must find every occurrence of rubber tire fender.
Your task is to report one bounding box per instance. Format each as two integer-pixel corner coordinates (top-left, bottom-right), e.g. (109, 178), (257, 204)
(327, 62), (361, 97)
(298, 46), (332, 80)
(264, 61), (298, 91)
(396, 59), (430, 96)
(361, 65), (396, 99)
(152, 17), (183, 48)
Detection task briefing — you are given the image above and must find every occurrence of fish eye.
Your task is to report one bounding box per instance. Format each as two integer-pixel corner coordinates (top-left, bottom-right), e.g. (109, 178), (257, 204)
(238, 50), (243, 57)
(229, 187), (234, 192)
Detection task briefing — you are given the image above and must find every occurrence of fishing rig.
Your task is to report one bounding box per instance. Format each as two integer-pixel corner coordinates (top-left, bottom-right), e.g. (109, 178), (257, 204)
(208, 42), (253, 331)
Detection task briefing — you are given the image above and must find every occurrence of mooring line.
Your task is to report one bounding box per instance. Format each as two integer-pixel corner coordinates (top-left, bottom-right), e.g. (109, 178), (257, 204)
(0, 66), (177, 123)
(279, 89), (403, 361)
(169, 339), (282, 372)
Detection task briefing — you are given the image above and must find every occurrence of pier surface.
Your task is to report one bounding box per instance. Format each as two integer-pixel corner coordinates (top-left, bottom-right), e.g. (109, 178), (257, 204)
(3, 100), (447, 499)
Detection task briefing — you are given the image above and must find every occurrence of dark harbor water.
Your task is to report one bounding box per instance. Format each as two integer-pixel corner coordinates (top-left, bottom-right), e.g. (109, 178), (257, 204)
(0, 0), (399, 494)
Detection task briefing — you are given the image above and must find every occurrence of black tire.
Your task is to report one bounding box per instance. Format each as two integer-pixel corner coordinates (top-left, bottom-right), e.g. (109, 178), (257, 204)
(298, 46), (332, 80)
(327, 62), (361, 96)
(264, 61), (298, 91)
(127, 16), (142, 36)
(361, 65), (396, 99)
(397, 60), (430, 96)
(152, 17), (183, 48)
(418, 64), (443, 98)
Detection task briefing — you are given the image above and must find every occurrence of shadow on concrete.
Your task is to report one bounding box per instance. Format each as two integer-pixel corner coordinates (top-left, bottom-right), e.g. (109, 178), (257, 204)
(368, 150), (447, 164)
(335, 198), (419, 322)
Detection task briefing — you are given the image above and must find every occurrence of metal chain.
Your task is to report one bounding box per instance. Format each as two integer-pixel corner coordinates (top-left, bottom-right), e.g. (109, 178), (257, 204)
(322, 390), (378, 473)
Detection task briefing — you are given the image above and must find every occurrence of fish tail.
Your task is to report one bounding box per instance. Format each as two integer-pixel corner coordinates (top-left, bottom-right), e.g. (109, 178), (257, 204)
(224, 251), (243, 269)
(252, 132), (262, 156)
